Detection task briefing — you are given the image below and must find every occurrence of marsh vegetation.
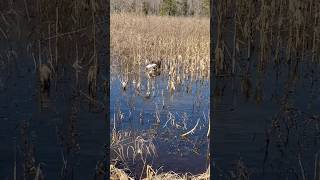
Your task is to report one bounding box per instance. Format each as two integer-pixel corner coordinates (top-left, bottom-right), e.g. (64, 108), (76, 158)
(0, 0), (108, 179)
(213, 0), (320, 179)
(110, 1), (210, 179)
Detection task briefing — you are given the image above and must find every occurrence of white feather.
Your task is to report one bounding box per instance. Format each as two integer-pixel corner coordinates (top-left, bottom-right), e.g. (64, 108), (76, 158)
(146, 63), (157, 69)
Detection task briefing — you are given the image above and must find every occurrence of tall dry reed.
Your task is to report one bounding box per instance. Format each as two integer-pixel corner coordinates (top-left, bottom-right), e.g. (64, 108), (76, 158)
(111, 13), (209, 87)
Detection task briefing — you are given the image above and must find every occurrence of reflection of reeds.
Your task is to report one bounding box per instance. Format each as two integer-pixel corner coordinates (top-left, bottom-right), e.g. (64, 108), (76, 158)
(20, 121), (43, 179)
(66, 94), (80, 154)
(88, 64), (98, 96)
(231, 159), (249, 180)
(39, 63), (52, 92)
(56, 92), (80, 178)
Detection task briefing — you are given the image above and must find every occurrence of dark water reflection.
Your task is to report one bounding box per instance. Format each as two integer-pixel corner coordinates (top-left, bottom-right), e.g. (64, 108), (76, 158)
(0, 44), (107, 179)
(213, 62), (320, 179)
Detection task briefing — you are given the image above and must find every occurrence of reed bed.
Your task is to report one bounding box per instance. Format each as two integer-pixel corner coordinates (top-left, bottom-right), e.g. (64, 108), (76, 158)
(214, 0), (320, 75)
(111, 13), (209, 89)
(110, 163), (210, 180)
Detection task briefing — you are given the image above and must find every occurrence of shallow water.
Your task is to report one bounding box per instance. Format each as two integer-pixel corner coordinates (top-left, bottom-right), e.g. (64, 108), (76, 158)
(110, 61), (210, 176)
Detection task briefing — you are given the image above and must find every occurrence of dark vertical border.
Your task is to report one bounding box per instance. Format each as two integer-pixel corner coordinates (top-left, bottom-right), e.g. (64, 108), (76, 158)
(210, 0), (214, 179)
(104, 0), (110, 179)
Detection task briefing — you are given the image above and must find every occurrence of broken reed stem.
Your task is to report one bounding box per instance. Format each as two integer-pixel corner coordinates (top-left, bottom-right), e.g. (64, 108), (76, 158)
(75, 43), (79, 86)
(314, 152), (319, 180)
(0, 26), (8, 39)
(55, 7), (58, 69)
(13, 138), (16, 180)
(301, 4), (306, 61)
(48, 24), (55, 74)
(23, 0), (30, 22)
(312, 6), (318, 63)
(232, 10), (237, 75)
(38, 40), (41, 66)
(275, 0), (282, 64)
(92, 0), (97, 66)
(45, 28), (86, 40)
(298, 154), (306, 180)
(215, 1), (224, 76)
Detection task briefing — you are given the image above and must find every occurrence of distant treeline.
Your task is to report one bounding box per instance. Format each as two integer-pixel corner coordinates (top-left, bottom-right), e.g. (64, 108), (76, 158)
(111, 0), (210, 16)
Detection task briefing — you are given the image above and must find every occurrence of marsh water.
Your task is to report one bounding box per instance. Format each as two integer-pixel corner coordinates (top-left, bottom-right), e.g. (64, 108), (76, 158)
(213, 62), (320, 179)
(110, 58), (210, 177)
(2, 52), (319, 180)
(1, 54), (320, 180)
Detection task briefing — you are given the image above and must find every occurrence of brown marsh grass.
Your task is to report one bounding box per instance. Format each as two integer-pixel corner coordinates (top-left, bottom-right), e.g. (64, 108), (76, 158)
(111, 13), (209, 92)
(110, 164), (210, 180)
(214, 0), (320, 75)
(110, 129), (209, 180)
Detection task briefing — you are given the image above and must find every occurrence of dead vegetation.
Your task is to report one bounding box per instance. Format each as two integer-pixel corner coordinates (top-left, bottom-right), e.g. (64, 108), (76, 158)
(39, 64), (51, 91)
(0, 0), (108, 178)
(213, 0), (320, 75)
(88, 64), (98, 97)
(111, 13), (209, 94)
(110, 129), (209, 180)
(110, 164), (210, 180)
(111, 11), (209, 179)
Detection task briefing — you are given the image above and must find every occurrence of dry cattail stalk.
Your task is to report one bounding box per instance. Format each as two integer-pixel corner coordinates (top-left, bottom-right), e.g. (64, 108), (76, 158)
(88, 64), (98, 96)
(111, 13), (209, 91)
(38, 41), (52, 92)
